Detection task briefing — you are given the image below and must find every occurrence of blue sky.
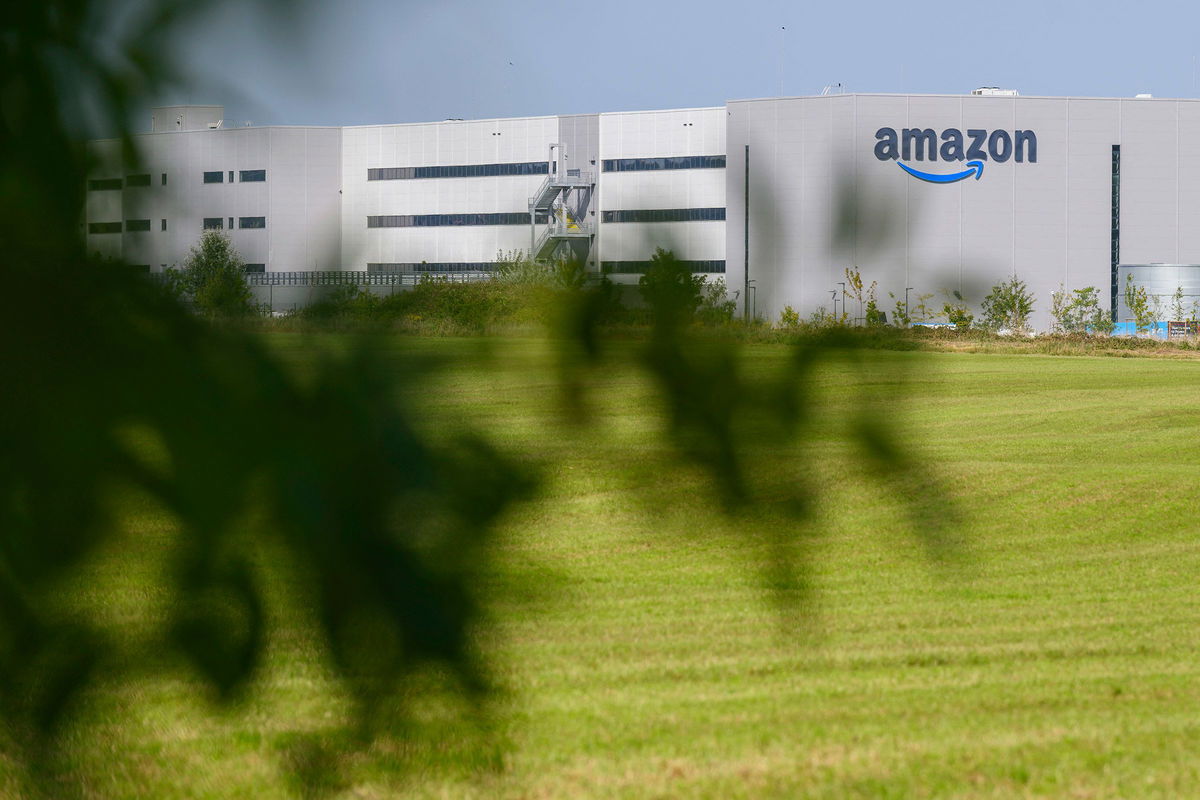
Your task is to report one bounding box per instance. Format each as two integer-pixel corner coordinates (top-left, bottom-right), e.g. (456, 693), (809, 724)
(164, 0), (1200, 127)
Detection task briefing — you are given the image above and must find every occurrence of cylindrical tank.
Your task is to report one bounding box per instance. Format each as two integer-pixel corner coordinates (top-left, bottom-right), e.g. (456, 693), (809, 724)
(1114, 264), (1200, 322)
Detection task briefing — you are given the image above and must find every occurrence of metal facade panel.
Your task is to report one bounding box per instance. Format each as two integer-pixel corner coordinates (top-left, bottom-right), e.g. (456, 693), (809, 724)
(1120, 100), (1181, 265)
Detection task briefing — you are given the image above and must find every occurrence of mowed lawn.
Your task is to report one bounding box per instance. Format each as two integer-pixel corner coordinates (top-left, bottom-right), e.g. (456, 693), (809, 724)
(27, 335), (1200, 799)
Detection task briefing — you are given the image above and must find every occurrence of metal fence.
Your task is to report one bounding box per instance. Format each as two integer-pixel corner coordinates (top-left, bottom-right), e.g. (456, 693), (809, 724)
(245, 270), (493, 286)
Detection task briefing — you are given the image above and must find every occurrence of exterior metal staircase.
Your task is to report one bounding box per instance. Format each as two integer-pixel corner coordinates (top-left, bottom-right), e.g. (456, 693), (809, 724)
(529, 143), (595, 264)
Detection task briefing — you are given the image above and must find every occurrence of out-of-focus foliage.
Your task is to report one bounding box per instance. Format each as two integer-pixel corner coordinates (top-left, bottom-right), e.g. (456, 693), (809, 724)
(0, 1), (961, 796)
(637, 247), (706, 326)
(1, 0), (531, 794)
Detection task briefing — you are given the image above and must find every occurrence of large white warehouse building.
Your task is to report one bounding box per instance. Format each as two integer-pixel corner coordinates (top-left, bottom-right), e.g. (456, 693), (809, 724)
(87, 92), (1200, 328)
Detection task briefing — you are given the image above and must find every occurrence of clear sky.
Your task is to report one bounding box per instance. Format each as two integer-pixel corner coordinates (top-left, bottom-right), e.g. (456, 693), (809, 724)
(162, 0), (1200, 128)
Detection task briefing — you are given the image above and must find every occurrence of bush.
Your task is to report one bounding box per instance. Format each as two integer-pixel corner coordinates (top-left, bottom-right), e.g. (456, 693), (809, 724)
(980, 277), (1035, 333)
(778, 305), (801, 328)
(169, 230), (257, 318)
(1051, 285), (1111, 334)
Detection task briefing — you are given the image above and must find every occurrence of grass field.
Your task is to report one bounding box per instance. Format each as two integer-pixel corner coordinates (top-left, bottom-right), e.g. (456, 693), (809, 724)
(17, 334), (1200, 798)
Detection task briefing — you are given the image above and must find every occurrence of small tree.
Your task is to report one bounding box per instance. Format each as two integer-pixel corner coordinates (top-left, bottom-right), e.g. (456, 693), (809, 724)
(941, 290), (972, 331)
(911, 292), (936, 323)
(1124, 273), (1158, 334)
(1058, 286), (1110, 334)
(864, 281), (886, 326)
(942, 302), (973, 331)
(1171, 286), (1187, 323)
(696, 278), (737, 324)
(980, 276), (1035, 333)
(778, 305), (801, 328)
(1049, 285), (1069, 332)
(845, 266), (865, 324)
(888, 292), (911, 327)
(173, 230), (255, 317)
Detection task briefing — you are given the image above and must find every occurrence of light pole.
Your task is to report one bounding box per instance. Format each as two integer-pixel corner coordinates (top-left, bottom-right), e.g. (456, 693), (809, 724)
(905, 286), (914, 322)
(837, 281), (846, 322)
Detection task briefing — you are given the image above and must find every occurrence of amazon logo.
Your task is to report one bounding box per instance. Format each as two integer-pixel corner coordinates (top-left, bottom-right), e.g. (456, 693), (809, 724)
(874, 127), (1037, 184)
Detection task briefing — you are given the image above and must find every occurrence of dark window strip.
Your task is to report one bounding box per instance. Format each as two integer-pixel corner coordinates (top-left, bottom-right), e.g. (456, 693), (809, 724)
(243, 264), (266, 273)
(88, 178), (122, 191)
(601, 155), (726, 172)
(88, 222), (122, 234)
(203, 171), (224, 183)
(367, 212), (549, 228)
(601, 208), (725, 224)
(203, 218), (224, 230)
(368, 262), (495, 273)
(368, 161), (550, 181)
(602, 260), (726, 275)
(125, 219), (151, 232)
(125, 173), (151, 187)
(239, 169), (266, 182)
(239, 216), (266, 229)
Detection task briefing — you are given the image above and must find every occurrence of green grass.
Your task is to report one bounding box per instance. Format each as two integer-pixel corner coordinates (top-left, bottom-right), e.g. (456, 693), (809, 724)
(19, 335), (1200, 798)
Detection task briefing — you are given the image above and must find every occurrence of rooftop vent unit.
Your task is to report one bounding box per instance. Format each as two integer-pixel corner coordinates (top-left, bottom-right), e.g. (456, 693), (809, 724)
(207, 120), (223, 129)
(972, 87), (1020, 96)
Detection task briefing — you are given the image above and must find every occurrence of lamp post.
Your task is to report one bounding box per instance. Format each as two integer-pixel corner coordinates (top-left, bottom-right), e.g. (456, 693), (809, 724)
(905, 286), (914, 322)
(837, 281), (846, 322)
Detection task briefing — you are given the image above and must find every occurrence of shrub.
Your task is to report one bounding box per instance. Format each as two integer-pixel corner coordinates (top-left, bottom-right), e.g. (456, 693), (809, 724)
(980, 276), (1035, 333)
(169, 230), (256, 317)
(778, 305), (801, 328)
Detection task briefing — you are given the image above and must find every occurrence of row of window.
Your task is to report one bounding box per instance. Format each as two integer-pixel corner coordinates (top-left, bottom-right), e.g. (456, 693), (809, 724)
(601, 155), (725, 172)
(204, 217), (267, 229)
(88, 217), (266, 233)
(364, 208), (721, 228)
(601, 207), (726, 223)
(368, 161), (550, 181)
(367, 212), (550, 228)
(88, 219), (168, 233)
(602, 260), (726, 274)
(89, 174), (167, 190)
(368, 262), (495, 273)
(203, 170), (267, 183)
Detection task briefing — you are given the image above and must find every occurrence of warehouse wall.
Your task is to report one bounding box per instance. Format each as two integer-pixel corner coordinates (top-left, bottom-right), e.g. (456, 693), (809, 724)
(597, 106), (726, 286)
(728, 94), (1200, 329)
(340, 115), (561, 271)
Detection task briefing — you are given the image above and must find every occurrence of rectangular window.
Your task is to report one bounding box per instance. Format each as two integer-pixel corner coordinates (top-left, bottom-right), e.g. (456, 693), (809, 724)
(601, 208), (726, 224)
(228, 170), (234, 182)
(367, 161), (550, 181)
(88, 178), (122, 191)
(228, 217), (234, 229)
(203, 218), (224, 230)
(239, 169), (266, 182)
(125, 219), (151, 232)
(161, 219), (167, 231)
(243, 264), (266, 273)
(239, 216), (266, 229)
(367, 212), (548, 228)
(88, 222), (122, 234)
(125, 173), (151, 187)
(161, 173), (168, 186)
(602, 260), (726, 274)
(601, 155), (726, 172)
(203, 171), (224, 183)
